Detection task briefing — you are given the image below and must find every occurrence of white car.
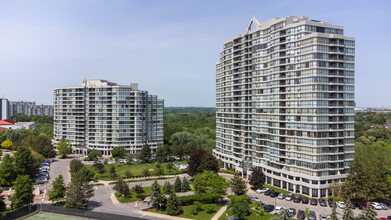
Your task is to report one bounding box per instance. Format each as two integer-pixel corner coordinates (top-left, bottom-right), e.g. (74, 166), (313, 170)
(336, 201), (345, 209)
(256, 188), (268, 194)
(274, 206), (285, 215)
(250, 196), (261, 202)
(278, 193), (286, 199)
(285, 193), (293, 201)
(371, 202), (382, 210)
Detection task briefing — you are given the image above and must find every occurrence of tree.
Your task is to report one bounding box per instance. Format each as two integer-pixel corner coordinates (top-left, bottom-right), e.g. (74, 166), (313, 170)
(125, 170), (132, 178)
(69, 159), (84, 175)
(109, 166), (117, 178)
(305, 208), (311, 218)
(113, 179), (129, 196)
(170, 132), (194, 159)
(33, 135), (55, 158)
(249, 167), (265, 189)
(86, 149), (100, 161)
(329, 180), (342, 198)
(342, 200), (355, 220)
(139, 144), (151, 162)
(1, 140), (13, 149)
(231, 174), (248, 195)
(0, 195), (5, 214)
(232, 201), (250, 220)
(163, 181), (173, 195)
(10, 175), (34, 208)
(150, 180), (166, 210)
(65, 171), (94, 208)
(49, 175), (66, 202)
(174, 177), (182, 192)
(155, 167), (164, 176)
(188, 148), (218, 177)
(142, 168), (150, 177)
(330, 202), (338, 220)
(132, 184), (144, 194)
(0, 154), (15, 187)
(57, 138), (72, 158)
(181, 177), (191, 192)
(14, 146), (39, 180)
(166, 190), (182, 216)
(357, 204), (377, 220)
(156, 144), (169, 162)
(193, 170), (230, 195)
(112, 147), (125, 159)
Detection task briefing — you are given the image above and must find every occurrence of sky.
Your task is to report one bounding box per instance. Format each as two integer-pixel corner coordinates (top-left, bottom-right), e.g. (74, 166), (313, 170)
(0, 0), (390, 107)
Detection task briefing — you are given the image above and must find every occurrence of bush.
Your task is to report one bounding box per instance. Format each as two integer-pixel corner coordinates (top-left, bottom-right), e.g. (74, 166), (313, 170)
(125, 170), (132, 178)
(132, 184), (144, 194)
(205, 204), (215, 214)
(194, 201), (203, 211)
(228, 195), (251, 206)
(190, 205), (198, 215)
(179, 193), (222, 206)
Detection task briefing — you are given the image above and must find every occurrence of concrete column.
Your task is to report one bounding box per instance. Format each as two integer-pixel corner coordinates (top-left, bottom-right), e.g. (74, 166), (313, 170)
(310, 188), (313, 197)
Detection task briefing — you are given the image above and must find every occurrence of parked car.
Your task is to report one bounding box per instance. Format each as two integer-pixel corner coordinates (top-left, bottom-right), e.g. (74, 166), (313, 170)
(286, 194), (294, 201)
(264, 189), (272, 196)
(293, 195), (302, 203)
(308, 211), (316, 220)
(287, 208), (296, 217)
(319, 199), (327, 207)
(259, 202), (267, 209)
(328, 199), (334, 207)
(270, 191), (278, 198)
(380, 203), (389, 210)
(302, 198), (309, 204)
(274, 206), (285, 215)
(297, 210), (305, 220)
(387, 216), (391, 220)
(310, 199), (318, 206)
(319, 214), (327, 220)
(251, 196), (261, 202)
(256, 188), (268, 194)
(371, 202), (382, 210)
(336, 201), (345, 209)
(278, 193), (286, 199)
(264, 205), (275, 213)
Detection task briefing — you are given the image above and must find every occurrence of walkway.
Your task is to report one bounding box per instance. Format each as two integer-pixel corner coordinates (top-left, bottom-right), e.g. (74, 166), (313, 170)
(211, 197), (230, 220)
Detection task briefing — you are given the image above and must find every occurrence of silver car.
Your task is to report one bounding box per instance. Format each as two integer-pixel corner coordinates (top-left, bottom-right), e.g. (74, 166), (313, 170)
(380, 203), (389, 210)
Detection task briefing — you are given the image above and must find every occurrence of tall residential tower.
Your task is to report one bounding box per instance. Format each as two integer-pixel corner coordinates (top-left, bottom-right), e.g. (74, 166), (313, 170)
(53, 79), (164, 155)
(213, 16), (355, 198)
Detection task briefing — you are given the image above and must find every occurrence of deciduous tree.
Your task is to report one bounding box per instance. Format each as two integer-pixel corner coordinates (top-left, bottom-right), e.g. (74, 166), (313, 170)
(231, 174), (248, 195)
(57, 138), (72, 158)
(249, 167), (265, 189)
(1, 140), (12, 149)
(139, 144), (151, 162)
(188, 148), (218, 177)
(193, 170), (230, 195)
(112, 147), (125, 159)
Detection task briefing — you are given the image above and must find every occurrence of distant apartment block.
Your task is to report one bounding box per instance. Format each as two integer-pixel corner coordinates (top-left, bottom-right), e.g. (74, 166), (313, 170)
(53, 79), (164, 156)
(213, 16), (355, 198)
(8, 101), (54, 116)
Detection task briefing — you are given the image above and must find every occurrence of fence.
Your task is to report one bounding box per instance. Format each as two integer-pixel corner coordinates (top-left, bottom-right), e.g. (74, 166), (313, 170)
(0, 204), (38, 220)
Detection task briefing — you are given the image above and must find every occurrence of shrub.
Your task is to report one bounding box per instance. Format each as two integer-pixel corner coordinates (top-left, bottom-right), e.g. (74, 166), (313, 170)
(205, 204), (215, 214)
(132, 184), (144, 194)
(142, 168), (150, 177)
(194, 201), (203, 211)
(190, 205), (198, 215)
(179, 193), (222, 206)
(125, 170), (132, 178)
(228, 195), (251, 206)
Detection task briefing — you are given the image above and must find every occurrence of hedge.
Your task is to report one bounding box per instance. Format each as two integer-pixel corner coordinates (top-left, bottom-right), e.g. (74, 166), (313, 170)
(180, 193), (223, 206)
(228, 195), (251, 204)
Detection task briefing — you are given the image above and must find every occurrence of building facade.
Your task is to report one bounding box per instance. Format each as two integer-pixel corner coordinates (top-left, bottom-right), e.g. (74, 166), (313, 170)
(53, 79), (164, 156)
(8, 101), (54, 116)
(213, 16), (355, 198)
(0, 98), (9, 120)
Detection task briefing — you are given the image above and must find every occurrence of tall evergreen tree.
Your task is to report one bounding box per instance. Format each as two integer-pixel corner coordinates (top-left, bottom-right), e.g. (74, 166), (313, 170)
(249, 167), (265, 189)
(0, 194), (5, 213)
(65, 171), (94, 208)
(166, 190), (182, 216)
(0, 154), (15, 187)
(358, 204), (377, 220)
(113, 178), (129, 196)
(164, 181), (172, 195)
(14, 146), (39, 180)
(342, 200), (355, 220)
(174, 177), (182, 192)
(150, 180), (166, 209)
(49, 175), (66, 202)
(181, 177), (191, 192)
(139, 144), (152, 162)
(231, 174), (248, 195)
(10, 175), (34, 208)
(330, 202), (338, 220)
(69, 159), (84, 175)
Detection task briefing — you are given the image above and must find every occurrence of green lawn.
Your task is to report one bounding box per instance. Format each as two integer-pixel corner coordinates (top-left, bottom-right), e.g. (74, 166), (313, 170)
(149, 201), (226, 220)
(86, 161), (187, 181)
(115, 186), (156, 203)
(109, 177), (174, 185)
(26, 212), (82, 220)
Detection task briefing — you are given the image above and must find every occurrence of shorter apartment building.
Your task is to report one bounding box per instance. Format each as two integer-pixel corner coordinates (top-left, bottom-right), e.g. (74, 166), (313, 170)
(0, 120), (35, 130)
(53, 79), (164, 156)
(9, 101), (54, 116)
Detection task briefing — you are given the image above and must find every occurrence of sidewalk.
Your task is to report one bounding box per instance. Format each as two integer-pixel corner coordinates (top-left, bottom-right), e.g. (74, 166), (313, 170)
(211, 197), (230, 220)
(139, 210), (192, 220)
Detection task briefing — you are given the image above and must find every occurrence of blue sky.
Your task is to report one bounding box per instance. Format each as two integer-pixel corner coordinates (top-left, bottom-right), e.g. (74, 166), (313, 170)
(0, 0), (390, 107)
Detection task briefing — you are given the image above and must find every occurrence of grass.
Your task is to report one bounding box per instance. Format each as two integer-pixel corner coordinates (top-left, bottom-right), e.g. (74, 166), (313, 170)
(86, 160), (187, 181)
(115, 185), (156, 203)
(218, 169), (236, 175)
(108, 177), (174, 185)
(263, 185), (310, 199)
(149, 201), (226, 220)
(218, 202), (294, 220)
(25, 212), (82, 220)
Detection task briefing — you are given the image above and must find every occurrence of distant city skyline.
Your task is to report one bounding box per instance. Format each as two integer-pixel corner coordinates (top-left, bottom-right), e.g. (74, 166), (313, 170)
(0, 0), (390, 107)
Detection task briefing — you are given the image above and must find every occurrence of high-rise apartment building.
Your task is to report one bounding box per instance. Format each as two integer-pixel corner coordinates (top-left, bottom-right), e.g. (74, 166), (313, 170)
(53, 79), (164, 156)
(0, 98), (9, 120)
(213, 16), (355, 198)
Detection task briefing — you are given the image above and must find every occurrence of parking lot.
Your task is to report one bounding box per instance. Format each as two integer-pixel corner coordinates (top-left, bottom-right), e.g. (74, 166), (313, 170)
(247, 188), (391, 218)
